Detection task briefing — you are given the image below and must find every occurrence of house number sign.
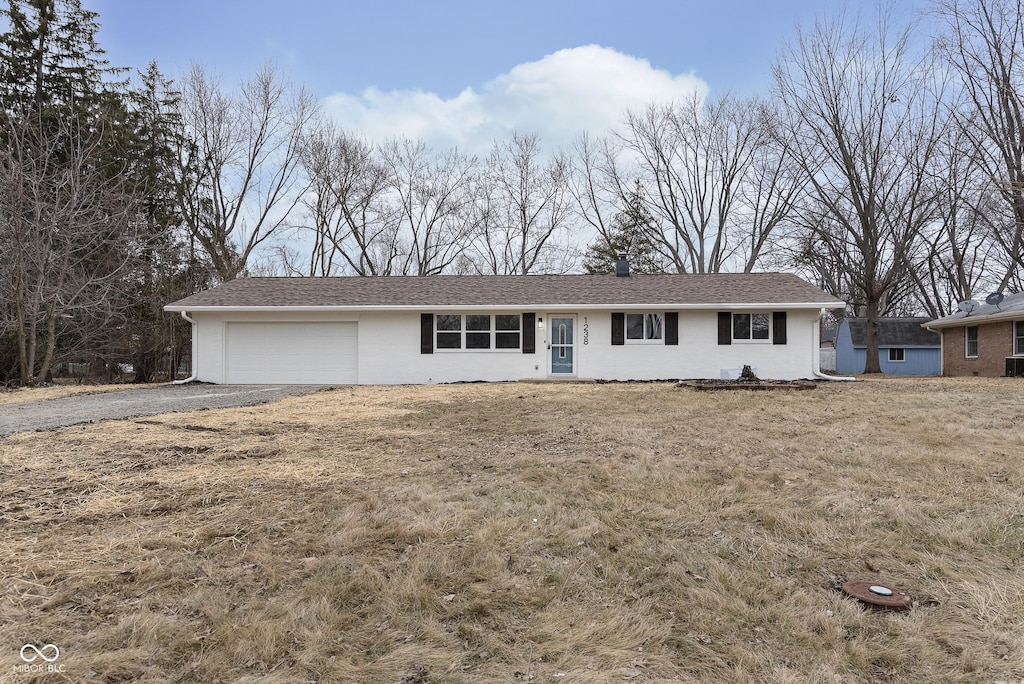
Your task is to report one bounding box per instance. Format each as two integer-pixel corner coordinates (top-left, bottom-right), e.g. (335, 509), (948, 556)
(583, 317), (589, 345)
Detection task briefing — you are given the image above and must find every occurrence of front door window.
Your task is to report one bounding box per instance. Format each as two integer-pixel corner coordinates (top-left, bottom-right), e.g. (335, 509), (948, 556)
(550, 316), (575, 374)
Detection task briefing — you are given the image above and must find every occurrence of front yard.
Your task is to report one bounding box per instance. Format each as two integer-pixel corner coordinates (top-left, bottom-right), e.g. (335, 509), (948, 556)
(1, 378), (1022, 682)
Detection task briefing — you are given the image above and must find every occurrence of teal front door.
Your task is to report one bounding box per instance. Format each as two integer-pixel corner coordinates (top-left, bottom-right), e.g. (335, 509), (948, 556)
(549, 316), (576, 375)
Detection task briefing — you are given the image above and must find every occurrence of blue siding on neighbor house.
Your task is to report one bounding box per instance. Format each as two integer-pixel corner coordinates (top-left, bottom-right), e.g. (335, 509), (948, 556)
(835, 319), (941, 375)
(835, 346), (940, 375)
(834, 321), (861, 373)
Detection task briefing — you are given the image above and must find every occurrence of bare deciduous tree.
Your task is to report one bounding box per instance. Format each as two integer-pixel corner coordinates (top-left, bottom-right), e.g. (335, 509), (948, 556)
(910, 121), (999, 316)
(469, 132), (575, 274)
(568, 132), (621, 259)
(737, 102), (809, 272)
(297, 122), (394, 275)
(0, 114), (137, 385)
(936, 0), (1024, 291)
(380, 137), (477, 276)
(580, 94), (794, 274)
(774, 10), (948, 372)
(176, 63), (317, 281)
(622, 97), (745, 272)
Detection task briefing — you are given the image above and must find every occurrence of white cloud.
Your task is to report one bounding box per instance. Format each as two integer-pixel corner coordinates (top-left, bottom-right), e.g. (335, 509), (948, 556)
(321, 45), (707, 155)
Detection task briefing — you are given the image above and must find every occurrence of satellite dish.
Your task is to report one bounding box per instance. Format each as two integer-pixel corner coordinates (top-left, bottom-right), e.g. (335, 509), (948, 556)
(957, 299), (979, 313)
(985, 292), (1005, 306)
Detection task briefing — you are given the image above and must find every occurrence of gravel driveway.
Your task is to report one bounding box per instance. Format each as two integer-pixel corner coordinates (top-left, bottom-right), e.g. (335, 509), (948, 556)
(0, 384), (330, 437)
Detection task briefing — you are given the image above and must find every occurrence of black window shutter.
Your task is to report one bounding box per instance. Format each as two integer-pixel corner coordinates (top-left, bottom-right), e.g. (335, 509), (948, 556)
(611, 312), (625, 345)
(420, 313), (433, 354)
(522, 313), (536, 354)
(717, 312), (732, 345)
(773, 311), (787, 345)
(665, 312), (679, 345)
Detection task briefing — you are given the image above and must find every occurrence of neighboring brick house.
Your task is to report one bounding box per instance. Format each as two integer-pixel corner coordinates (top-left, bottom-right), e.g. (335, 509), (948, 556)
(923, 292), (1024, 377)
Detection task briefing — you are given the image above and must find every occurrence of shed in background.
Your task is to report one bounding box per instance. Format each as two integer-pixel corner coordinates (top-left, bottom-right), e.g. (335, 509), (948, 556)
(835, 317), (940, 375)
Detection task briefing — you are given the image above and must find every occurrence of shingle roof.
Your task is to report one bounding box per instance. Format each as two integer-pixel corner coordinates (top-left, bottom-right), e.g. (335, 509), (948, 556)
(845, 317), (940, 347)
(924, 291), (1024, 329)
(166, 273), (844, 310)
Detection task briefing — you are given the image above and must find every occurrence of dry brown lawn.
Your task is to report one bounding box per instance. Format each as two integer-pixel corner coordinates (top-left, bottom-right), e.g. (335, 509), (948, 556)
(0, 384), (139, 406)
(1, 378), (1022, 683)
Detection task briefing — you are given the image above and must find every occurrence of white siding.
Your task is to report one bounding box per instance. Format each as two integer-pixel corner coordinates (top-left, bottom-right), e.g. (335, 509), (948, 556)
(357, 312), (542, 384)
(573, 310), (820, 381)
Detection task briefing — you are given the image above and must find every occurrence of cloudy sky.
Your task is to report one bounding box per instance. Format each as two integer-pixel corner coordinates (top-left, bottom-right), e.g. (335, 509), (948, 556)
(91, 0), (927, 154)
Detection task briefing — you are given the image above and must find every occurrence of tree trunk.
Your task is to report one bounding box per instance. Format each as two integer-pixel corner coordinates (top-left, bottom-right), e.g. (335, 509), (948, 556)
(32, 303), (60, 386)
(863, 297), (882, 374)
(134, 349), (158, 383)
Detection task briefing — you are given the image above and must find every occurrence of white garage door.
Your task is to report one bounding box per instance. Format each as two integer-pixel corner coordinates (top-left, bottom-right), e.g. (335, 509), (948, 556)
(225, 322), (357, 384)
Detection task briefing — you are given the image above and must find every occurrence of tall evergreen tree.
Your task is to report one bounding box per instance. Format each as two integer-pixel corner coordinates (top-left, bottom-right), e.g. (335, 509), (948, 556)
(0, 0), (121, 116)
(120, 62), (203, 382)
(582, 184), (667, 274)
(0, 0), (158, 385)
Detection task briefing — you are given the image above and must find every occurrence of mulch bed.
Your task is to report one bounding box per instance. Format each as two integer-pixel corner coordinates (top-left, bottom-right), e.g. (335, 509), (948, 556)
(677, 379), (818, 391)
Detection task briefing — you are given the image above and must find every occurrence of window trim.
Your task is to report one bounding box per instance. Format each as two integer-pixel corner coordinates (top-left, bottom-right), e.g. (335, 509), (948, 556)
(1014, 321), (1024, 356)
(435, 313), (463, 350)
(888, 347), (906, 363)
(433, 313), (522, 352)
(731, 312), (772, 343)
(624, 312), (665, 344)
(494, 314), (523, 350)
(966, 325), (979, 359)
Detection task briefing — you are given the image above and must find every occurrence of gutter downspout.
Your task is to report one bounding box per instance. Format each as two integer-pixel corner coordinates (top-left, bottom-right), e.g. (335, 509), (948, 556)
(172, 311), (197, 385)
(814, 308), (856, 381)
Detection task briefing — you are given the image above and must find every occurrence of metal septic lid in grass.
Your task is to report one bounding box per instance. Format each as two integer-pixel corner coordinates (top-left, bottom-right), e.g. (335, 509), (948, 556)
(842, 580), (912, 610)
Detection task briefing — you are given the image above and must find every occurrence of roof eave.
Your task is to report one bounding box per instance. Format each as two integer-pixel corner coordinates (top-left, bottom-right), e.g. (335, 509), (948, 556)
(164, 301), (845, 313)
(924, 309), (1024, 330)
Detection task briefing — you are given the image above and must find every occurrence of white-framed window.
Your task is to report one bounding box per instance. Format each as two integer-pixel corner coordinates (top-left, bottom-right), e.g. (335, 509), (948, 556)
(494, 315), (522, 349)
(1015, 321), (1024, 356)
(436, 314), (462, 349)
(966, 326), (978, 358)
(888, 348), (905, 362)
(435, 314), (521, 350)
(465, 314), (491, 349)
(733, 312), (770, 342)
(626, 313), (663, 342)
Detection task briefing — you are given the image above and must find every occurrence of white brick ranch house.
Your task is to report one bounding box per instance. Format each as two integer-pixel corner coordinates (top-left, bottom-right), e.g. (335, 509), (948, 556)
(164, 270), (845, 385)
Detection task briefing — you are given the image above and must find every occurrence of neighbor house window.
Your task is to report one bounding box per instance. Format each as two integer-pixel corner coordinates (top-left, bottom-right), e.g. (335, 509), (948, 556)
(966, 326), (978, 358)
(888, 348), (905, 362)
(626, 313), (663, 342)
(733, 313), (770, 341)
(1015, 321), (1024, 356)
(435, 314), (521, 351)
